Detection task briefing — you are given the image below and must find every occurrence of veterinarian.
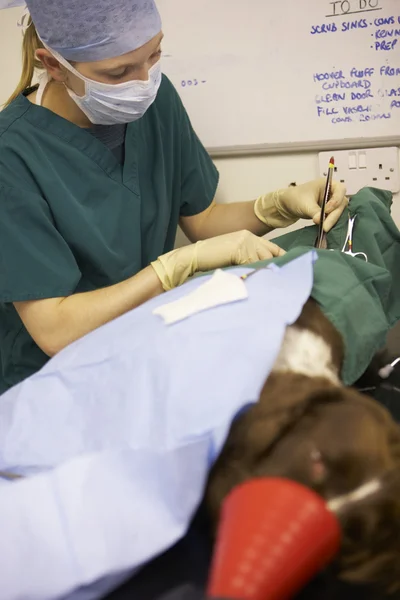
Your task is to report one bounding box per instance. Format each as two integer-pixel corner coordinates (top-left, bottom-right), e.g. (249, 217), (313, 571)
(0, 0), (347, 393)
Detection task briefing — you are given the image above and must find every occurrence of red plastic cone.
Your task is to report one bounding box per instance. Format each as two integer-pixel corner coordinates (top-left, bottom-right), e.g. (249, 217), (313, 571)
(207, 478), (341, 600)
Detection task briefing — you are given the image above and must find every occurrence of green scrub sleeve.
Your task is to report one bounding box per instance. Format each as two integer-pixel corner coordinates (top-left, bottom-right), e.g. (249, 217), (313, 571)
(0, 185), (82, 303)
(178, 103), (220, 218)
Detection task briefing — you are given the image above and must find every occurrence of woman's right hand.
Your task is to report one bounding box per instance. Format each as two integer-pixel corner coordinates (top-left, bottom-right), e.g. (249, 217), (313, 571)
(151, 230), (286, 291)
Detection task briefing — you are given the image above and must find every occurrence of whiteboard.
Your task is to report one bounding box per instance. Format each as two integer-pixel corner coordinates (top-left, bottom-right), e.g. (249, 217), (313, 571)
(157, 0), (400, 154)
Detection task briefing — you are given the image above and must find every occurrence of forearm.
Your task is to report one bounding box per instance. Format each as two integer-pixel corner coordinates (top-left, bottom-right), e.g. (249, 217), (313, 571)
(188, 201), (273, 240)
(58, 265), (164, 338)
(15, 265), (164, 356)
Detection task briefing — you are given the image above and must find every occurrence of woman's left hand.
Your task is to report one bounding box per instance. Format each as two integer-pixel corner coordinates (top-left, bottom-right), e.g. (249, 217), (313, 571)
(283, 178), (348, 232)
(254, 179), (348, 232)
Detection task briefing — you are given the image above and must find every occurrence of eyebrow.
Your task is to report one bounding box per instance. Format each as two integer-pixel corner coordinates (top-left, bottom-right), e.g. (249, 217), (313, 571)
(99, 34), (164, 73)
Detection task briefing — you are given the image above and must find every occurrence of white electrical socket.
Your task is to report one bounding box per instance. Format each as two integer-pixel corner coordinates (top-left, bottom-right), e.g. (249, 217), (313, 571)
(318, 147), (400, 197)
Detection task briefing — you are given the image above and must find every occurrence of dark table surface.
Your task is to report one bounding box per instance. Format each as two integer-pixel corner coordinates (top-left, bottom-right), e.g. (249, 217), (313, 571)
(105, 505), (395, 600)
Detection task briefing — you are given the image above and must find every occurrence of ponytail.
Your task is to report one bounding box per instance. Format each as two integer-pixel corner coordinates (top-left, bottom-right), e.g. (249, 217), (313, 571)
(4, 18), (44, 107)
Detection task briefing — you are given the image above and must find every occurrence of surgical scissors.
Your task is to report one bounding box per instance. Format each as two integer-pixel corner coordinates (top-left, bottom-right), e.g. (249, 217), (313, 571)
(341, 214), (368, 261)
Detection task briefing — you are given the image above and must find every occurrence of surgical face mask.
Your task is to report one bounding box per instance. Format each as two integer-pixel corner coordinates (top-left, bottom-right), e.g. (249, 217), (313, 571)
(37, 46), (162, 125)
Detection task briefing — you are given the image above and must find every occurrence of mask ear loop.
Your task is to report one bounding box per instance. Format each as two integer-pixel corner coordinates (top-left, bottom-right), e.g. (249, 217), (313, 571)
(35, 71), (50, 106)
(33, 34), (89, 106)
(17, 5), (31, 32)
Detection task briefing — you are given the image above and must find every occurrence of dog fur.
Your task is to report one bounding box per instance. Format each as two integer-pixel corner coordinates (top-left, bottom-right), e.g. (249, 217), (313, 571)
(205, 298), (400, 594)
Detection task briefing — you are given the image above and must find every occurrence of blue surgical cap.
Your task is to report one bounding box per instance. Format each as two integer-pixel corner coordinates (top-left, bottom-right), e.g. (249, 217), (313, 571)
(24, 0), (162, 61)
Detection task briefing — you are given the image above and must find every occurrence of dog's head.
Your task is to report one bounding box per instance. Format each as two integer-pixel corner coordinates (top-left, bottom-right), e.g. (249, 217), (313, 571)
(205, 378), (400, 593)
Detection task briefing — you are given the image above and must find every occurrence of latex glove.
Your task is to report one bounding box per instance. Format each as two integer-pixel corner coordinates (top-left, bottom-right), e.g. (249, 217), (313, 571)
(254, 178), (348, 231)
(151, 230), (286, 291)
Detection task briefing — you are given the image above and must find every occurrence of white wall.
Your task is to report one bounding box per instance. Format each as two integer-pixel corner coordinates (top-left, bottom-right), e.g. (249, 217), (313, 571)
(0, 8), (24, 104)
(1, 6), (399, 253)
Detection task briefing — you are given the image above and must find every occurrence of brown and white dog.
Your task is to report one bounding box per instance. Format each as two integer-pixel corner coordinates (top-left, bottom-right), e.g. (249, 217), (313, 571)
(206, 298), (400, 594)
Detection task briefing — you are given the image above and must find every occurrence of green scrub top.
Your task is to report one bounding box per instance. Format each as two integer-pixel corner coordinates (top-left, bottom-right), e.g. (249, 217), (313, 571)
(0, 75), (219, 393)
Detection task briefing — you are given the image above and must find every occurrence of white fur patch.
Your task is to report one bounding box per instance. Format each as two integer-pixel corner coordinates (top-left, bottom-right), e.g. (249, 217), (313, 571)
(272, 326), (340, 385)
(328, 479), (382, 513)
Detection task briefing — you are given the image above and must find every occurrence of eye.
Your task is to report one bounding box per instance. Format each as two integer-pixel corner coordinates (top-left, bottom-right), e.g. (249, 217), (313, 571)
(108, 68), (129, 80)
(310, 449), (327, 484)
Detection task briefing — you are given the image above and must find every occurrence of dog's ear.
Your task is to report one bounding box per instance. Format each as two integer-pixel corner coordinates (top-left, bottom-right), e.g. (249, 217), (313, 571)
(205, 385), (303, 526)
(327, 393), (400, 593)
(205, 374), (339, 527)
(336, 468), (400, 594)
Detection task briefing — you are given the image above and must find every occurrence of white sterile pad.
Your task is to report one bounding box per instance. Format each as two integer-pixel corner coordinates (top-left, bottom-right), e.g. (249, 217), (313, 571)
(153, 269), (248, 325)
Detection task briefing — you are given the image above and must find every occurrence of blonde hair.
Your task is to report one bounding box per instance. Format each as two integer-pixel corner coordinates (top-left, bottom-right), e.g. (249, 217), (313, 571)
(4, 18), (44, 107)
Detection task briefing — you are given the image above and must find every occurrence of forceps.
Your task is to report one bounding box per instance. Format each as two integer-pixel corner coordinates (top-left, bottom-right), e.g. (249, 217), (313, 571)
(341, 214), (368, 261)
